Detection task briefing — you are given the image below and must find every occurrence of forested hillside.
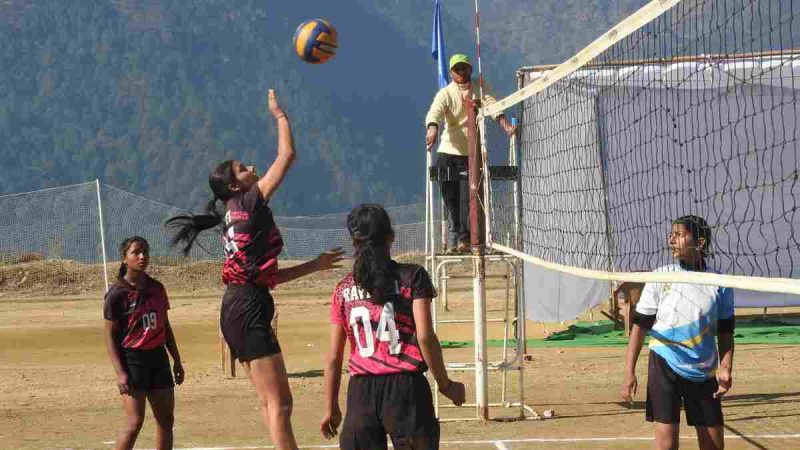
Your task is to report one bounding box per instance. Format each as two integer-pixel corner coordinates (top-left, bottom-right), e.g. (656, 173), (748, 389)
(0, 0), (646, 213)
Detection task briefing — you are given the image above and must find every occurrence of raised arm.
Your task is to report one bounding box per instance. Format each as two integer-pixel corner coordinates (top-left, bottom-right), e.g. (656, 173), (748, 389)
(481, 82), (516, 137)
(257, 89), (296, 201)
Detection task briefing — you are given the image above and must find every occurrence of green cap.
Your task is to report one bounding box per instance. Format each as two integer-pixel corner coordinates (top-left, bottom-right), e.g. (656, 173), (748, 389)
(449, 54), (472, 70)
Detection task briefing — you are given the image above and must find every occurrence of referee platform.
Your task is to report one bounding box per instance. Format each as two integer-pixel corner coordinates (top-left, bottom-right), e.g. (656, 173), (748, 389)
(425, 151), (538, 422)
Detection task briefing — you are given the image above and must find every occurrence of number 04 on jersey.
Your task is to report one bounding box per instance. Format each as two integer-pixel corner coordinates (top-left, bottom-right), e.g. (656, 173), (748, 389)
(349, 302), (402, 357)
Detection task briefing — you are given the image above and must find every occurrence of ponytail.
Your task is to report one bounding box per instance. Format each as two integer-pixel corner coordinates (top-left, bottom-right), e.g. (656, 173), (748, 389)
(165, 199), (224, 256)
(118, 262), (127, 279)
(165, 160), (236, 256)
(352, 239), (396, 300)
(347, 204), (396, 301)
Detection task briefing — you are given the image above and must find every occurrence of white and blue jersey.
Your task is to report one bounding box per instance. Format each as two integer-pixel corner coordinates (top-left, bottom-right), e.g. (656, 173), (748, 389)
(635, 264), (735, 382)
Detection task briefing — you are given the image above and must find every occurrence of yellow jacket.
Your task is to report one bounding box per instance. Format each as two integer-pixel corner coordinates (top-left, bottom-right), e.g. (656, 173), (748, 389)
(424, 80), (499, 156)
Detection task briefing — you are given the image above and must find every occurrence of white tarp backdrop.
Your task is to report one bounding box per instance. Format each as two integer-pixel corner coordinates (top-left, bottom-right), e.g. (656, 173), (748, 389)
(521, 58), (800, 321)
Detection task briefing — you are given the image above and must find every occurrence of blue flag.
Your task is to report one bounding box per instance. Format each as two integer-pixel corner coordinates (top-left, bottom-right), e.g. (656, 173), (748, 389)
(432, 0), (449, 88)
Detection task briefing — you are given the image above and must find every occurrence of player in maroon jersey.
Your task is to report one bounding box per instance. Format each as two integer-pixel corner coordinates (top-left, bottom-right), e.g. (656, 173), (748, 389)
(103, 236), (184, 450)
(165, 89), (344, 450)
(320, 204), (466, 450)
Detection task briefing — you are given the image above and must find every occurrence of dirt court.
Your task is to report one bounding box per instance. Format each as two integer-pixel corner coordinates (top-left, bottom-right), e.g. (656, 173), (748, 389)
(1, 267), (799, 450)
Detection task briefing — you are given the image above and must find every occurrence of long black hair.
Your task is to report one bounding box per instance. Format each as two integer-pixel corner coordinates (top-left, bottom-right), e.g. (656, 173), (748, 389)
(347, 204), (396, 301)
(165, 160), (237, 255)
(118, 236), (150, 279)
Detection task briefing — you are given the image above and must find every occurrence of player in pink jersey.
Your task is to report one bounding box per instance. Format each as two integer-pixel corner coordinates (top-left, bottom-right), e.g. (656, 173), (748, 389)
(104, 236), (184, 450)
(166, 90), (343, 450)
(320, 204), (466, 450)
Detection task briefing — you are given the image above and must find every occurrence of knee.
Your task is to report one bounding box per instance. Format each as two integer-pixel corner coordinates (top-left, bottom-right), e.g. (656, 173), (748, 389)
(155, 412), (174, 430)
(654, 428), (679, 450)
(277, 401), (293, 419)
(264, 394), (293, 419)
(125, 415), (145, 435)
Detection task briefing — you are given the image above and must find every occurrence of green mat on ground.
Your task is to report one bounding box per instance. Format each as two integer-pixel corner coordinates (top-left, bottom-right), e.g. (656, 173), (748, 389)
(440, 318), (800, 349)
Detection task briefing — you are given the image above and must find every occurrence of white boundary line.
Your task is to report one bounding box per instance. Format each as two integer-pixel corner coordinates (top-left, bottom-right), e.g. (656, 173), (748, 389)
(493, 440), (511, 450)
(117, 433), (800, 450)
(490, 242), (800, 295)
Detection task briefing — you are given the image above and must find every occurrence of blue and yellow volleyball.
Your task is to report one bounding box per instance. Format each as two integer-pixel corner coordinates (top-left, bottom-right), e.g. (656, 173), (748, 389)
(293, 19), (338, 64)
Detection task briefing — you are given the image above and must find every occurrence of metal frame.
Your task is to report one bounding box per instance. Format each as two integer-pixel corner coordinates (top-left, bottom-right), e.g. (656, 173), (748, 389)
(515, 49), (800, 74)
(427, 253), (535, 421)
(95, 179), (110, 292)
(424, 106), (536, 421)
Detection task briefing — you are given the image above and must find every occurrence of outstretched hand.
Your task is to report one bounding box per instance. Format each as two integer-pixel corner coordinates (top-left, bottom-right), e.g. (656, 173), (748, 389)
(268, 89), (287, 120)
(316, 247), (345, 271)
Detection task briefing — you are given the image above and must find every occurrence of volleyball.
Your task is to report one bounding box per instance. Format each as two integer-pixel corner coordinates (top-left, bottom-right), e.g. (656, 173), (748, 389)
(293, 19), (338, 64)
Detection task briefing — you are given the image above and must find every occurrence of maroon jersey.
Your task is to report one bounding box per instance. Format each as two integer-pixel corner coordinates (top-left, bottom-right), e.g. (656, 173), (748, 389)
(330, 263), (437, 376)
(103, 274), (170, 350)
(222, 185), (284, 288)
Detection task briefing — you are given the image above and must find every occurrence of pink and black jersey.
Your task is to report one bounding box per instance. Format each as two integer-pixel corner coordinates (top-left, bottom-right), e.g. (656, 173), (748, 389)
(103, 274), (171, 350)
(330, 263), (437, 376)
(222, 185), (284, 288)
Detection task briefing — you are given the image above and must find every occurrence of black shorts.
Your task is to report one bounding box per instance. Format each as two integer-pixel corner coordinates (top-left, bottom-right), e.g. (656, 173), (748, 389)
(220, 283), (281, 363)
(646, 352), (723, 427)
(340, 372), (439, 450)
(123, 347), (174, 392)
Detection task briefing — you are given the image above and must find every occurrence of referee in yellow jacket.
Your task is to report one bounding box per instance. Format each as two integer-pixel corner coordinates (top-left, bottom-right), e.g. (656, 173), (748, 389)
(425, 54), (516, 253)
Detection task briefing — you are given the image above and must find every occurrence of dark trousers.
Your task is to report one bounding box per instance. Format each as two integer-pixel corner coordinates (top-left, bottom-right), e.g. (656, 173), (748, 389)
(436, 153), (469, 245)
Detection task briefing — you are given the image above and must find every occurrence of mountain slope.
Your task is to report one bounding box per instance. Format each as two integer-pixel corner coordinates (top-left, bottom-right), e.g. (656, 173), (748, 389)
(0, 0), (647, 213)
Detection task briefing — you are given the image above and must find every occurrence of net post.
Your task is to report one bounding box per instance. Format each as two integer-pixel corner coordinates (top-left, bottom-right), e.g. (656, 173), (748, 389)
(425, 150), (432, 258)
(467, 93), (489, 421)
(95, 179), (109, 292)
(513, 70), (527, 358)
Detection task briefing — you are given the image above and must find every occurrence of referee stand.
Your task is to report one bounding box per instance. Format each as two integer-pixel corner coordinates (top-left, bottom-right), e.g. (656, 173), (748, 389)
(425, 97), (537, 421)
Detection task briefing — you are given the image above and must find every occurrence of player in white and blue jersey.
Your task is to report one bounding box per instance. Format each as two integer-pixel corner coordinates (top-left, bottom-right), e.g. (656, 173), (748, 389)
(621, 215), (735, 450)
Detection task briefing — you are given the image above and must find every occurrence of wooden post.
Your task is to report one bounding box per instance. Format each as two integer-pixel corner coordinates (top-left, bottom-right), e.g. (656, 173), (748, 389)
(221, 329), (236, 378)
(468, 96), (486, 251)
